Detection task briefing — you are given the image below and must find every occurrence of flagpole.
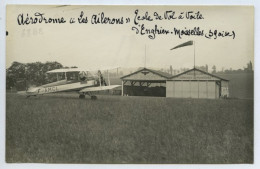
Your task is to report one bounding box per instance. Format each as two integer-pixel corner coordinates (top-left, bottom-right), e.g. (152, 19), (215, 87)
(170, 40), (194, 71)
(193, 41), (195, 78)
(194, 41), (195, 69)
(145, 44), (146, 68)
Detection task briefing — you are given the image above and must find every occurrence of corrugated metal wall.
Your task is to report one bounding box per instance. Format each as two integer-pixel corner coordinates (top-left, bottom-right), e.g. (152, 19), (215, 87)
(166, 81), (219, 99)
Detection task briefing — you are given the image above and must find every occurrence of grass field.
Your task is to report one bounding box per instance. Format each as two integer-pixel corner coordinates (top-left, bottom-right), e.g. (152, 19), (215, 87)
(6, 93), (253, 163)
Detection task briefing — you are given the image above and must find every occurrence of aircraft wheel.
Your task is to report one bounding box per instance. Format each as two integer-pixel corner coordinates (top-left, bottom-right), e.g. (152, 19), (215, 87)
(79, 94), (85, 99)
(91, 96), (97, 100)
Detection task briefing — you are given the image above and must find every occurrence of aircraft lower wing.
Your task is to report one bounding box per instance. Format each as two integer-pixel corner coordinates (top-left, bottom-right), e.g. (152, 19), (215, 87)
(79, 85), (121, 93)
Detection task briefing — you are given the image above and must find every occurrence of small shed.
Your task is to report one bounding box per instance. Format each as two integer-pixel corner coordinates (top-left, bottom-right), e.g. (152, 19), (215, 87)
(166, 68), (229, 99)
(120, 68), (172, 97)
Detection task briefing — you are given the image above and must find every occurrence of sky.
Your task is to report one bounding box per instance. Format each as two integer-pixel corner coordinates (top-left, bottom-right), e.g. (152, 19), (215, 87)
(6, 5), (254, 71)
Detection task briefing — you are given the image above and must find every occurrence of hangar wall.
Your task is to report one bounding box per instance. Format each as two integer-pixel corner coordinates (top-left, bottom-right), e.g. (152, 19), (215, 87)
(166, 68), (228, 99)
(166, 81), (219, 99)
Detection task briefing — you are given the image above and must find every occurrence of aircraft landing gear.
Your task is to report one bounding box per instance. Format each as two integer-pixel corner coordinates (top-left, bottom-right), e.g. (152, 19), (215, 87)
(91, 96), (97, 100)
(79, 94), (85, 99)
(80, 92), (97, 100)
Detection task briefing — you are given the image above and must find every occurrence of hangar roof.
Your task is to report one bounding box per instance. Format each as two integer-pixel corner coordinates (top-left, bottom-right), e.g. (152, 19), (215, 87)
(120, 67), (229, 82)
(169, 68), (229, 81)
(120, 68), (172, 81)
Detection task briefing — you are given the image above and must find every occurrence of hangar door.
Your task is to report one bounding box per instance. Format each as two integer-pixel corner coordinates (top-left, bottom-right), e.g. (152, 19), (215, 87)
(166, 81), (218, 99)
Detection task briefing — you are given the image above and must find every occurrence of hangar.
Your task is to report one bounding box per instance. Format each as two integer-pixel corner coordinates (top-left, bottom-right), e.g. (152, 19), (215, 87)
(166, 68), (229, 99)
(120, 67), (229, 99)
(120, 68), (172, 97)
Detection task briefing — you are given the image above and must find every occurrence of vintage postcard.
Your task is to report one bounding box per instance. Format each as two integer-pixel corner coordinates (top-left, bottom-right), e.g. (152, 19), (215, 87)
(5, 5), (254, 164)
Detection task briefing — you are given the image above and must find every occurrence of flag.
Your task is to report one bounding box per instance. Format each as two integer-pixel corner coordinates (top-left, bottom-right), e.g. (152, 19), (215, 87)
(170, 40), (193, 50)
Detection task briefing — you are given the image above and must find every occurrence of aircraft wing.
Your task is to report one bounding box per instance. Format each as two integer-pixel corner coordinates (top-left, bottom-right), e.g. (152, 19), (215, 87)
(79, 85), (121, 93)
(47, 67), (120, 73)
(85, 66), (120, 71)
(46, 68), (83, 73)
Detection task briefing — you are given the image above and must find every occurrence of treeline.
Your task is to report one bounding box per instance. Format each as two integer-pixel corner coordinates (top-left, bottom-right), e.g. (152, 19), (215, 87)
(162, 61), (253, 75)
(212, 61), (253, 74)
(6, 61), (63, 90)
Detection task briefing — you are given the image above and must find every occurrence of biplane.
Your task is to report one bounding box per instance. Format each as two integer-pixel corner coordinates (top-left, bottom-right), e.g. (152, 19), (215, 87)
(17, 68), (121, 100)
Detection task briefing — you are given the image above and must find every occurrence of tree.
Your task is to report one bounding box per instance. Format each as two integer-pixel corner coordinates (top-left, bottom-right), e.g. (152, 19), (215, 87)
(6, 61), (63, 90)
(205, 64), (208, 72)
(6, 62), (26, 90)
(212, 65), (216, 73)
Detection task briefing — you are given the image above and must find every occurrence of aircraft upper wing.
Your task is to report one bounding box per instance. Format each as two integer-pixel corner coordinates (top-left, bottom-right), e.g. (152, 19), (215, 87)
(47, 67), (120, 73)
(86, 66), (120, 71)
(46, 68), (83, 73)
(79, 85), (121, 93)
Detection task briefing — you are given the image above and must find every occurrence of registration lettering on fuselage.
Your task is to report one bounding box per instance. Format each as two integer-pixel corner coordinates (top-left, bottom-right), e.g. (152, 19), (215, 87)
(43, 86), (58, 93)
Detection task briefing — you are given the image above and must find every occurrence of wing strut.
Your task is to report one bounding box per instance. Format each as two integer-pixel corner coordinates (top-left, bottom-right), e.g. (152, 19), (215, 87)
(107, 70), (110, 86)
